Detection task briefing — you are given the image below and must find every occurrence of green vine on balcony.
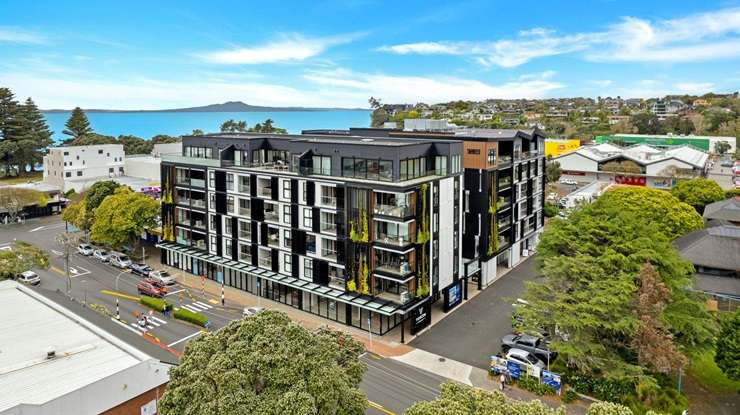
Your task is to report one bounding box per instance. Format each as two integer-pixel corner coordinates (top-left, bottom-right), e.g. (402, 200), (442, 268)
(487, 178), (499, 255)
(349, 209), (369, 243)
(416, 183), (430, 298)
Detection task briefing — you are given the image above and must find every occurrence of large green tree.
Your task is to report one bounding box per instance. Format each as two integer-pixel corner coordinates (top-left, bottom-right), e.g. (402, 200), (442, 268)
(671, 178), (726, 214)
(17, 98), (53, 170)
(159, 311), (367, 415)
(518, 187), (714, 379)
(715, 309), (740, 382)
(90, 187), (159, 248)
(545, 161), (562, 184)
(63, 107), (93, 139)
(0, 88), (23, 175)
(220, 119), (248, 133)
(85, 180), (121, 212)
(0, 240), (49, 280)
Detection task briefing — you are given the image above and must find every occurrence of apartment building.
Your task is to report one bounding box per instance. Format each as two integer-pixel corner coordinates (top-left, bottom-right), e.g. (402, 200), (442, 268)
(158, 133), (463, 339)
(383, 128), (546, 287)
(43, 144), (126, 192)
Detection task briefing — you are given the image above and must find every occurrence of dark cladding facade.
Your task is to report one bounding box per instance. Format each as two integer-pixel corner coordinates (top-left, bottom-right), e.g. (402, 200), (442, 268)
(158, 132), (463, 338)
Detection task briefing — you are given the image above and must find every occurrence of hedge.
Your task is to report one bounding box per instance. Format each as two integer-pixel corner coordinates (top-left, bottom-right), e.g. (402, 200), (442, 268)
(515, 376), (557, 396)
(140, 295), (173, 312)
(174, 308), (209, 327)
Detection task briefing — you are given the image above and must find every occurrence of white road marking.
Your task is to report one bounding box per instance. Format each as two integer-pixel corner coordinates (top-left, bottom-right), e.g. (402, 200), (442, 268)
(194, 301), (213, 309)
(29, 226), (45, 232)
(165, 288), (185, 296)
(187, 303), (206, 311)
(111, 318), (143, 335)
(149, 316), (167, 325)
(68, 266), (91, 278)
(181, 304), (199, 313)
(167, 331), (203, 347)
(51, 249), (63, 256)
(148, 320), (161, 327)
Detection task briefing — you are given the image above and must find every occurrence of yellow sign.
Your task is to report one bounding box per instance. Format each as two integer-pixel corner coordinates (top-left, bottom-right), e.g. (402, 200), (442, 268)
(545, 139), (580, 157)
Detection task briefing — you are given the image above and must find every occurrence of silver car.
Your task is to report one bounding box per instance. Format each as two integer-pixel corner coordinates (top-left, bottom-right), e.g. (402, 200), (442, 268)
(93, 249), (110, 262)
(17, 270), (41, 286)
(149, 270), (176, 286)
(109, 252), (132, 269)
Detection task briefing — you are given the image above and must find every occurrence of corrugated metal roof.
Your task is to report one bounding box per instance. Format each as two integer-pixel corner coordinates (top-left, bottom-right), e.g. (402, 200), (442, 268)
(0, 281), (148, 412)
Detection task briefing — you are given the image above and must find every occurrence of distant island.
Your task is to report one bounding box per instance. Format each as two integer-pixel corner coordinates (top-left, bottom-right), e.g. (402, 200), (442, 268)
(43, 101), (368, 113)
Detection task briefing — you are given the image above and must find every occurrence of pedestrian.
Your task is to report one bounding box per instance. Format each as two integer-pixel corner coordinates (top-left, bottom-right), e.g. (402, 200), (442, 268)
(499, 372), (506, 391)
(162, 303), (168, 317)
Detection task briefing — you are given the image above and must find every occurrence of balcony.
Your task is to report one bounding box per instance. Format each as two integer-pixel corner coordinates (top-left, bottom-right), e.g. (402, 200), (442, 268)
(376, 261), (413, 277)
(190, 178), (205, 188)
(258, 257), (272, 270)
(374, 278), (413, 305)
(322, 248), (338, 262)
(498, 155), (512, 166)
(498, 197), (511, 210)
(239, 206), (251, 217)
(258, 187), (272, 198)
(192, 220), (206, 230)
(267, 233), (279, 248)
(521, 150), (542, 160)
(328, 276), (345, 291)
(498, 217), (512, 230)
(498, 177), (512, 189)
(239, 229), (251, 240)
(193, 240), (206, 250)
(176, 197), (190, 206)
(162, 154), (221, 167)
(264, 210), (279, 222)
(374, 232), (414, 247)
(373, 204), (413, 218)
(320, 195), (337, 207)
(191, 199), (206, 209)
(499, 236), (510, 247)
(321, 222), (337, 234)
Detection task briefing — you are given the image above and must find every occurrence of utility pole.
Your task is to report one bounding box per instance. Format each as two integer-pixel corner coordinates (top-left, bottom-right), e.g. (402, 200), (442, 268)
(55, 232), (74, 297)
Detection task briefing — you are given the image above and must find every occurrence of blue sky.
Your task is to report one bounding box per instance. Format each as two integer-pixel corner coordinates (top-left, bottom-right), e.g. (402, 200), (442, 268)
(1, 0), (739, 109)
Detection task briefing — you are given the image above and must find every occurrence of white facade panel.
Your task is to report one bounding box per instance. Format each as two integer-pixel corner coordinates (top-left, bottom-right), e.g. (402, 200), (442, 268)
(438, 177), (455, 290)
(555, 152), (598, 172)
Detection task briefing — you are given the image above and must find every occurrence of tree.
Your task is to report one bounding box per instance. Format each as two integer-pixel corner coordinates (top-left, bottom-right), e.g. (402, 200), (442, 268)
(518, 187), (714, 379)
(630, 113), (663, 134)
(63, 107), (93, 139)
(703, 107), (734, 132)
(191, 128), (204, 136)
(159, 311), (368, 415)
(671, 178), (726, 214)
(90, 187), (159, 249)
(369, 97), (390, 127)
(151, 134), (179, 144)
(545, 161), (562, 184)
(714, 140), (731, 155)
(715, 309), (740, 381)
(62, 132), (116, 147)
(0, 240), (49, 280)
(0, 87), (23, 175)
(85, 180), (121, 212)
(220, 119), (248, 133)
(249, 119), (287, 134)
(15, 98), (53, 172)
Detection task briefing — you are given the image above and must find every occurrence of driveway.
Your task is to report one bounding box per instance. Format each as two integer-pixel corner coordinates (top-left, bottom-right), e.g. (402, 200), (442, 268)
(411, 256), (541, 370)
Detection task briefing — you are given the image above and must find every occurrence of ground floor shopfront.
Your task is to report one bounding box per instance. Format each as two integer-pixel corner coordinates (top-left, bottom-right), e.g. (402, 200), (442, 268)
(159, 242), (421, 337)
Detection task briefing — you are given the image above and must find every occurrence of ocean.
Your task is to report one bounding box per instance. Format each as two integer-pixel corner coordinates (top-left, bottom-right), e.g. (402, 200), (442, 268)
(42, 110), (372, 143)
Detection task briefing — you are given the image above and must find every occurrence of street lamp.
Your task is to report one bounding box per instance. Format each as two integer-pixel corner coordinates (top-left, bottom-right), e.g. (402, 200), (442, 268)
(114, 269), (127, 320)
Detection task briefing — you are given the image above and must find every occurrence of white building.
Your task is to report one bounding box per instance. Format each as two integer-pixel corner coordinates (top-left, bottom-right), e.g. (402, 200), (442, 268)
(0, 280), (171, 415)
(43, 144), (125, 192)
(554, 143), (709, 189)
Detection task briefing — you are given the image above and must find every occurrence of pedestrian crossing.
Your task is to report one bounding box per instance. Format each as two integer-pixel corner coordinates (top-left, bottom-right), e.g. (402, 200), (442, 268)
(129, 315), (168, 333)
(180, 301), (214, 313)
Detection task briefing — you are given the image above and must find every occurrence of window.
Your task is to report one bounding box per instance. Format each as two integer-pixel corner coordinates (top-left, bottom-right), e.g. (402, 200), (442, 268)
(467, 148), (481, 155)
(226, 173), (234, 191)
(224, 239), (232, 255)
(284, 253), (292, 271)
(452, 155), (461, 173)
(320, 211), (336, 234)
(119, 167), (124, 173)
(65, 172), (71, 178)
(185, 146), (213, 159)
(224, 218), (232, 235)
(306, 234), (316, 254)
(341, 157), (392, 181)
(209, 171), (215, 188)
(238, 175), (250, 193)
(283, 205), (291, 223)
(282, 180), (291, 199)
(304, 258), (313, 279)
(209, 214), (218, 230)
(487, 149), (496, 165)
(63, 151), (69, 156)
(303, 208), (312, 228)
(226, 196), (234, 214)
(76, 171), (82, 177)
(239, 243), (251, 262)
(283, 229), (292, 248)
(312, 155), (331, 176)
(379, 160), (392, 181)
(106, 152), (110, 157)
(109, 167), (114, 173)
(238, 198), (250, 216)
(76, 155), (80, 160)
(238, 220), (250, 240)
(435, 156), (448, 176)
(98, 149), (103, 154)
(209, 234), (217, 250)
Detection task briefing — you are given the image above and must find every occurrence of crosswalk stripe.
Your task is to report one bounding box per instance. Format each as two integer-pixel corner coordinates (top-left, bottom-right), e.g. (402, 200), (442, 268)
(149, 316), (167, 324)
(182, 304), (200, 313)
(111, 318), (142, 336)
(148, 320), (161, 327)
(130, 323), (148, 333)
(194, 301), (213, 309)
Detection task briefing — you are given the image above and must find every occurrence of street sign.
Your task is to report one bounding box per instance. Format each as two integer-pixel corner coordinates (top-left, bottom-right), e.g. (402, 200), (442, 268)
(506, 361), (521, 379)
(543, 370), (561, 391)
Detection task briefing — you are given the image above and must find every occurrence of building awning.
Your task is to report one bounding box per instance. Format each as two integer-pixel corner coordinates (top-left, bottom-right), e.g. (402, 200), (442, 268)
(157, 242), (412, 316)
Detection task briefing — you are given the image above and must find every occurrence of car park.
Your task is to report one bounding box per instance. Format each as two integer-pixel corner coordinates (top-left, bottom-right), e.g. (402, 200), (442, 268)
(109, 252), (132, 269)
(93, 249), (110, 262)
(137, 279), (166, 297)
(130, 263), (153, 277)
(17, 270), (41, 286)
(243, 306), (265, 317)
(77, 243), (94, 256)
(149, 270), (176, 286)
(501, 333), (557, 362)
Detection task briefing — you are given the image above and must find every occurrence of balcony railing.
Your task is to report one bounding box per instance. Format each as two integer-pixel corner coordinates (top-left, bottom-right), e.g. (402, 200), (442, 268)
(239, 207), (251, 217)
(375, 289), (412, 305)
(373, 204), (413, 218)
(258, 257), (272, 269)
(162, 154), (221, 167)
(328, 276), (345, 291)
(498, 197), (511, 209)
(374, 233), (414, 247)
(264, 211), (279, 222)
(521, 150), (542, 160)
(321, 222), (337, 234)
(239, 230), (251, 240)
(267, 234), (279, 247)
(498, 217), (511, 230)
(498, 177), (512, 189)
(322, 249), (338, 261)
(191, 199), (206, 209)
(193, 220), (206, 230)
(320, 195), (337, 207)
(238, 184), (251, 194)
(190, 178), (205, 188)
(193, 240), (206, 250)
(376, 262), (413, 276)
(499, 236), (510, 246)
(258, 187), (272, 198)
(176, 197), (190, 206)
(498, 155), (513, 165)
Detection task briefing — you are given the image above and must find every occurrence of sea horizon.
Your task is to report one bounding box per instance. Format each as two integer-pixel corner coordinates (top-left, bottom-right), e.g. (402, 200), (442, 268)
(43, 109), (372, 143)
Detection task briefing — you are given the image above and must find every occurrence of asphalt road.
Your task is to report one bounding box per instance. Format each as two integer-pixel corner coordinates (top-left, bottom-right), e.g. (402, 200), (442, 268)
(411, 256), (540, 370)
(2, 215), (443, 414)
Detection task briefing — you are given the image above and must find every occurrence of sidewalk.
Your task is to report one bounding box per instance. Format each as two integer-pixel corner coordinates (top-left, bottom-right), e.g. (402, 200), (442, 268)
(148, 250), (589, 413)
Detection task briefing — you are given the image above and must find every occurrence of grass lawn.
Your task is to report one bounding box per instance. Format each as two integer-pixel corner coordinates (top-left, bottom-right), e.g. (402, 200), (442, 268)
(688, 351), (740, 394)
(0, 172), (43, 185)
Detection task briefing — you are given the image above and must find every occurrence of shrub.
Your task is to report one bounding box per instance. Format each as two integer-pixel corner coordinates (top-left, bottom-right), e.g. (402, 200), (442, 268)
(543, 202), (558, 218)
(565, 374), (634, 403)
(174, 307), (209, 327)
(561, 388), (578, 403)
(586, 402), (633, 415)
(140, 295), (173, 312)
(516, 376), (557, 396)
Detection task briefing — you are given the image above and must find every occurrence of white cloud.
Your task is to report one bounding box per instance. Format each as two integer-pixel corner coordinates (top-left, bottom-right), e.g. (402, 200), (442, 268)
(303, 68), (564, 103)
(589, 80), (613, 87)
(198, 33), (361, 64)
(675, 82), (715, 94)
(378, 7), (740, 67)
(0, 27), (45, 44)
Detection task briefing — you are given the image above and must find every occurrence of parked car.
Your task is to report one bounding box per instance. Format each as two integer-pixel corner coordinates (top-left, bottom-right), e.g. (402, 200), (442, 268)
(506, 348), (545, 374)
(17, 270), (41, 286)
(546, 192), (558, 201)
(149, 270), (176, 286)
(243, 306), (265, 317)
(77, 243), (94, 256)
(93, 249), (110, 262)
(501, 334), (557, 362)
(137, 279), (166, 297)
(109, 252), (132, 269)
(558, 177), (577, 185)
(130, 263), (153, 277)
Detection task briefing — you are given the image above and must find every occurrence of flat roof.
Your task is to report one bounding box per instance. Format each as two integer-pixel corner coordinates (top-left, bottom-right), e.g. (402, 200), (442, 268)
(188, 132), (460, 146)
(0, 281), (163, 412)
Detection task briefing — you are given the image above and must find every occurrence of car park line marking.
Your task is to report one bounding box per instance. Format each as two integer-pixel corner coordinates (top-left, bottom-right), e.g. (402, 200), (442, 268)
(167, 331), (203, 347)
(194, 301), (213, 309)
(100, 289), (140, 301)
(51, 249), (63, 256)
(68, 266), (91, 278)
(111, 318), (143, 336)
(29, 226), (45, 232)
(368, 401), (396, 415)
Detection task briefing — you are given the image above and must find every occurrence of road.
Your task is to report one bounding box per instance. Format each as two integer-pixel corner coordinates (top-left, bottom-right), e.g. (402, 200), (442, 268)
(411, 256), (539, 370)
(2, 215), (443, 414)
